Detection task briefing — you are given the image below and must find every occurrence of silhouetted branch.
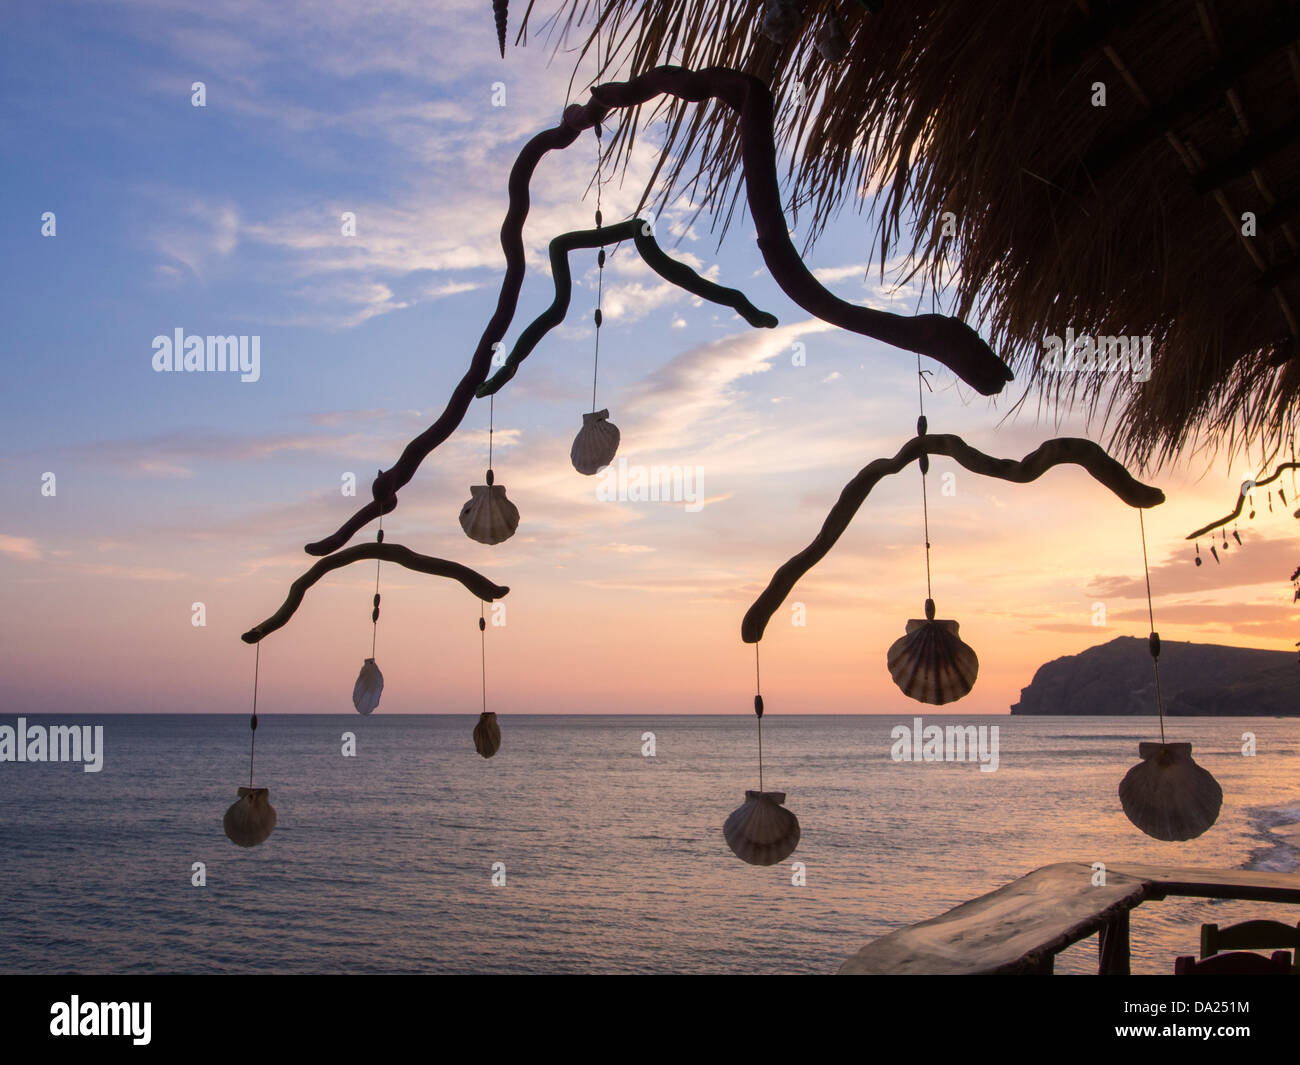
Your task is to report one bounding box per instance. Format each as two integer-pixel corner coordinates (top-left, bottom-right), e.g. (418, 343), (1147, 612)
(741, 435), (1165, 643)
(304, 65), (1012, 558)
(1184, 462), (1300, 540)
(242, 543), (509, 644)
(478, 217), (777, 396)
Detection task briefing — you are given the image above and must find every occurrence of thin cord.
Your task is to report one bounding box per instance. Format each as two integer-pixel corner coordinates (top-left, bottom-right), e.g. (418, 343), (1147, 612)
(488, 396), (494, 471)
(480, 601), (487, 715)
(1138, 508), (1166, 743)
(755, 643), (763, 793)
(917, 354), (933, 600)
(371, 514), (383, 658)
(248, 641), (260, 788)
(592, 121), (605, 413)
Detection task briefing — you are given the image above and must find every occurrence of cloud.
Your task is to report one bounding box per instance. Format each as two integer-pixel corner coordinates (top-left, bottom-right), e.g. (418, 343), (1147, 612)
(0, 535), (41, 561)
(1088, 532), (1298, 598)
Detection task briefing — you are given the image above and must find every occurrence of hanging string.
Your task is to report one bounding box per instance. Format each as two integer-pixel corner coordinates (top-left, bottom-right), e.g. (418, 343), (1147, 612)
(591, 123), (606, 413)
(754, 642), (764, 793)
(371, 511), (384, 658)
(488, 395), (494, 474)
(916, 354), (934, 600)
(1138, 508), (1166, 744)
(248, 641), (260, 788)
(479, 600), (488, 715)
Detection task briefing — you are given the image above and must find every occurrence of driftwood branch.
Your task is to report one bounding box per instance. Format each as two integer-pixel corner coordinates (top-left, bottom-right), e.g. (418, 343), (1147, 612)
(303, 65), (1012, 558)
(741, 435), (1165, 643)
(477, 218), (777, 396)
(1184, 461), (1300, 539)
(241, 543), (509, 644)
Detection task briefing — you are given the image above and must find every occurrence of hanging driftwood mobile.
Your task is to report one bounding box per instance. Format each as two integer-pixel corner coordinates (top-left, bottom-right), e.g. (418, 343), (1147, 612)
(242, 65), (1020, 859)
(233, 544), (509, 844)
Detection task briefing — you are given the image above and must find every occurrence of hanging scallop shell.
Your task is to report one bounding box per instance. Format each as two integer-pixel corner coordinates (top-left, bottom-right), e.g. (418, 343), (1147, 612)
(1119, 741), (1223, 842)
(223, 786), (277, 848)
(886, 599), (979, 705)
(459, 482), (519, 545)
(570, 408), (620, 475)
(473, 711), (501, 758)
(352, 657), (383, 715)
(758, 0), (801, 43)
(815, 13), (850, 62)
(723, 790), (801, 866)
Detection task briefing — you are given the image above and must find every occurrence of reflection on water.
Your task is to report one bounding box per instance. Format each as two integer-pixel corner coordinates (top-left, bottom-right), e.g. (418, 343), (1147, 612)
(0, 714), (1296, 974)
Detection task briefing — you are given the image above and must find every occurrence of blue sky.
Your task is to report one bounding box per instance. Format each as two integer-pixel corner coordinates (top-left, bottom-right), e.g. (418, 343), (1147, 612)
(1, 0), (1294, 716)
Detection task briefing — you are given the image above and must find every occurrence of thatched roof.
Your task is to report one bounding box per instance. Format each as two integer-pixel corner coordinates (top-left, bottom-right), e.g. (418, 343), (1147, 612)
(518, 0), (1300, 470)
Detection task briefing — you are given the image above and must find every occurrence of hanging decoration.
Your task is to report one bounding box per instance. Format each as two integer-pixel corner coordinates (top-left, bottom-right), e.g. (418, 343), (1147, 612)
(351, 511), (386, 714)
(1118, 511), (1222, 842)
(570, 117), (622, 476)
(460, 397), (520, 545)
(758, 0), (802, 44)
(815, 10), (850, 62)
(492, 0), (508, 58)
(572, 409), (620, 475)
(473, 602), (501, 758)
(724, 646), (800, 866)
(884, 363), (979, 705)
(224, 642), (277, 848)
(1184, 459), (1300, 543)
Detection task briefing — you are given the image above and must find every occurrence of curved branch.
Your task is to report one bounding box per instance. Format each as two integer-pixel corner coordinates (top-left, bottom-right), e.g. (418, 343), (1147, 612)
(477, 218), (777, 396)
(305, 65), (1012, 557)
(242, 543), (509, 644)
(1184, 461), (1300, 540)
(741, 435), (1165, 644)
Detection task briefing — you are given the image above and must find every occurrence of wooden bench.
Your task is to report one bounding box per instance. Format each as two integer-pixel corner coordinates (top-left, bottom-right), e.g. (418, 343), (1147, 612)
(837, 862), (1300, 975)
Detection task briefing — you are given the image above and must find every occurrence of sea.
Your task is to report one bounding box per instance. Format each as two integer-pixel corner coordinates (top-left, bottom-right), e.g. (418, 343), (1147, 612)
(1, 714), (1297, 975)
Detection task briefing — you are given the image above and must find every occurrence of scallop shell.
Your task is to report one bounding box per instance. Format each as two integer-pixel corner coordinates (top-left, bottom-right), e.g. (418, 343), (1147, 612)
(1119, 741), (1222, 842)
(352, 657), (383, 715)
(473, 711), (501, 759)
(815, 14), (850, 62)
(570, 408), (620, 475)
(886, 614), (979, 705)
(459, 483), (519, 545)
(723, 790), (801, 866)
(223, 786), (276, 848)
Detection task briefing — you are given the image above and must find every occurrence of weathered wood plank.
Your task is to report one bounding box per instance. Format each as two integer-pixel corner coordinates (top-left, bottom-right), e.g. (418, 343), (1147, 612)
(838, 862), (1300, 975)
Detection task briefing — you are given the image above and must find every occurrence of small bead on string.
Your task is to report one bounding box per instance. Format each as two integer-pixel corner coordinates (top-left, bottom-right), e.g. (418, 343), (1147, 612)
(371, 498), (384, 659)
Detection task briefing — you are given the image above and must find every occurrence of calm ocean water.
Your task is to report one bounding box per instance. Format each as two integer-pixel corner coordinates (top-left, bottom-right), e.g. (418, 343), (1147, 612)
(1, 714), (1297, 975)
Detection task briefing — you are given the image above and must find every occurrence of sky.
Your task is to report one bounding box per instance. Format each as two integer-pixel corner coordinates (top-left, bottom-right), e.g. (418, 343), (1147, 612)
(1, 0), (1296, 716)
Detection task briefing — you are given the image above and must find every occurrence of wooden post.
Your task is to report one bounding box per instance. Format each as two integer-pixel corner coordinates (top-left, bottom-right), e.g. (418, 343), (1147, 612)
(1099, 911), (1132, 974)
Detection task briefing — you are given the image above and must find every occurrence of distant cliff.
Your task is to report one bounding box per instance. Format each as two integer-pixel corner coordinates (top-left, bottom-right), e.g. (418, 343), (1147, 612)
(1010, 636), (1300, 715)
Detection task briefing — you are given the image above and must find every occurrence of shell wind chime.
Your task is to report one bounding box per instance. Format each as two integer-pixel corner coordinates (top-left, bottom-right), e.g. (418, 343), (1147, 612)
(723, 648), (800, 866)
(460, 398), (520, 545)
(887, 372), (979, 705)
(1119, 512), (1222, 841)
(352, 513), (386, 714)
(570, 119), (622, 477)
(224, 642), (277, 847)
